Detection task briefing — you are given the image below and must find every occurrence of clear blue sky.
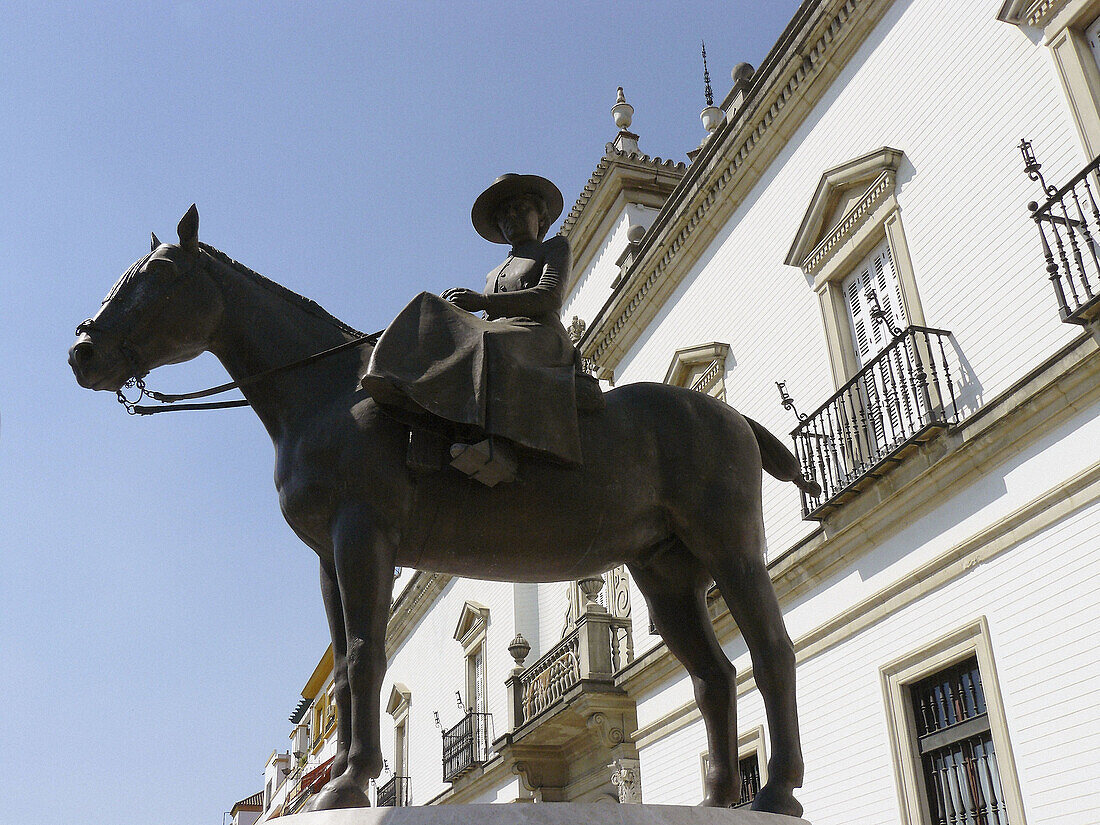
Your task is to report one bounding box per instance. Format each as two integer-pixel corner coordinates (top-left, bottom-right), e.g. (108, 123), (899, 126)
(0, 3), (802, 822)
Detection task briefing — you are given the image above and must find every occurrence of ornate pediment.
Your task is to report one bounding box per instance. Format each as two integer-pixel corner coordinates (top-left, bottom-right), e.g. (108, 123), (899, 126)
(664, 342), (731, 400)
(785, 147), (905, 271)
(997, 0), (1068, 28)
(386, 682), (412, 716)
(453, 600), (490, 647)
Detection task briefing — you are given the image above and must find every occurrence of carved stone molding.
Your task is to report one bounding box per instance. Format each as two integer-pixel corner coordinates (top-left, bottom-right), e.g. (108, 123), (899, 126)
(609, 758), (643, 803)
(664, 342), (731, 401)
(586, 712), (626, 749)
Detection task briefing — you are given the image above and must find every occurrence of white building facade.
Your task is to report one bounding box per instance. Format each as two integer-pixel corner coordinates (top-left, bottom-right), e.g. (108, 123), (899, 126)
(249, 1), (1100, 822)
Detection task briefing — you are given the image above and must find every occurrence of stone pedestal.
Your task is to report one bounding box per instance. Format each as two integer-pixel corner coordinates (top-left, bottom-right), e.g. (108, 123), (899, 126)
(276, 804), (809, 825)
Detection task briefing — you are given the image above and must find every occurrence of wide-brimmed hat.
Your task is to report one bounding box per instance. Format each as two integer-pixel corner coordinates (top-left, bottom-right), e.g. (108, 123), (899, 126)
(471, 173), (564, 244)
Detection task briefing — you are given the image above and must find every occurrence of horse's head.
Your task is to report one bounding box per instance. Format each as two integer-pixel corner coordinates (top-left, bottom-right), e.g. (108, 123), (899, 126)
(69, 205), (224, 392)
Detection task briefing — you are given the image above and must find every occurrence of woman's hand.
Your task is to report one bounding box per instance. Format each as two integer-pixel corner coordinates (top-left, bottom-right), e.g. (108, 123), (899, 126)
(442, 288), (487, 312)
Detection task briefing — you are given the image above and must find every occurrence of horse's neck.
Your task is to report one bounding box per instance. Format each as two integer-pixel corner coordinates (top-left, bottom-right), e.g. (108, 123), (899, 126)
(205, 257), (365, 438)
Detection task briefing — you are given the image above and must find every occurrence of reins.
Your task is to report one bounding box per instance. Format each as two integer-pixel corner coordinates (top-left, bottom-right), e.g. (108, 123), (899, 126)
(105, 329), (382, 416)
(80, 245), (384, 416)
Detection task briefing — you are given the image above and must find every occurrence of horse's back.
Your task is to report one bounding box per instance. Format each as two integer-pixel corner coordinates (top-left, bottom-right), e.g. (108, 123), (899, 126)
(586, 381), (761, 501)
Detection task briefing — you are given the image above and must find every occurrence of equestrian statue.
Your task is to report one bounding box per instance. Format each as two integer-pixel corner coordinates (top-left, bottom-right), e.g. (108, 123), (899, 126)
(69, 178), (818, 817)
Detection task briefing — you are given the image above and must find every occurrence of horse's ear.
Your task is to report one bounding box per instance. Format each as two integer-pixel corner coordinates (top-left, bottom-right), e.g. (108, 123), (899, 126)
(177, 204), (199, 254)
(150, 232), (161, 251)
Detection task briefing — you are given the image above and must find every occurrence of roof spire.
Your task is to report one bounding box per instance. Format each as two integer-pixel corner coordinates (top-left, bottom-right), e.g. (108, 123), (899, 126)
(702, 41), (714, 107)
(699, 42), (724, 136)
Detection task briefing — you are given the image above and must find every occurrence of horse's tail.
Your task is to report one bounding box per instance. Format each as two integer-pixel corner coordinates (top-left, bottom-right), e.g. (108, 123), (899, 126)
(745, 416), (822, 498)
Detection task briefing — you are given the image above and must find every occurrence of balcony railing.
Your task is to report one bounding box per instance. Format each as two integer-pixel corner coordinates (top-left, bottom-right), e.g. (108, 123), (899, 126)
(793, 325), (961, 518)
(510, 609), (632, 730)
(1026, 149), (1100, 325)
(282, 755), (334, 815)
(375, 774), (410, 807)
(442, 711), (493, 783)
(520, 632), (580, 720)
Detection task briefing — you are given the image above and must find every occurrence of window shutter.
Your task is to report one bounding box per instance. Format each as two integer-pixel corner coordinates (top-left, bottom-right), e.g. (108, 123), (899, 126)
(473, 647), (486, 714)
(842, 239), (905, 368)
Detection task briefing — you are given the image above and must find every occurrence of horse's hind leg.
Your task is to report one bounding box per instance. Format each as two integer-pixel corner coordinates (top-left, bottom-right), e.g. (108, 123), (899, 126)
(694, 517), (805, 817)
(629, 542), (742, 807)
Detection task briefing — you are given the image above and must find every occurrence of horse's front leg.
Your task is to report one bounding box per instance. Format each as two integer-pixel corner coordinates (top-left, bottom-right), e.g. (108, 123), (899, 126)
(306, 503), (395, 811)
(320, 559), (351, 779)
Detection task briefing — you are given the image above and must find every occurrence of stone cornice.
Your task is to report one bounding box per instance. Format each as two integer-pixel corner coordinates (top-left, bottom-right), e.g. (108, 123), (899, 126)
(577, 0), (891, 370)
(385, 571), (452, 657)
(560, 145), (686, 295)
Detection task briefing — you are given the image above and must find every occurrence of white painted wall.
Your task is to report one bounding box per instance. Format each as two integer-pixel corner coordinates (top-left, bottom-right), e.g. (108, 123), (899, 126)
(536, 579), (572, 655)
(562, 203), (661, 333)
(606, 2), (1100, 821)
(636, 496), (1100, 823)
(384, 576), (517, 804)
(599, 0), (1088, 561)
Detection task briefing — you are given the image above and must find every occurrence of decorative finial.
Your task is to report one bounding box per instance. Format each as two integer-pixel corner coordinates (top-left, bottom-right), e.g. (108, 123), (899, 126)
(699, 41), (723, 134)
(508, 632), (531, 667)
(611, 86), (634, 131)
(702, 41), (714, 107)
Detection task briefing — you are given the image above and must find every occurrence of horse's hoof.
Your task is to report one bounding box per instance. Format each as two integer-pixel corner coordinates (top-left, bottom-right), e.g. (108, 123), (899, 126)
(306, 778), (371, 811)
(696, 767), (738, 808)
(697, 793), (737, 808)
(750, 784), (803, 818)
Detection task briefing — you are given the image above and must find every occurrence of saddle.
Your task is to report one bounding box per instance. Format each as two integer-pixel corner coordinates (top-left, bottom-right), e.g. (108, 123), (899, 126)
(372, 368), (604, 486)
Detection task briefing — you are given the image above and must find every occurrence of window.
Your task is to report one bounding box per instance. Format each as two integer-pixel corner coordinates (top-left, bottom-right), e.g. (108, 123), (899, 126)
(384, 684), (412, 806)
(842, 238), (908, 369)
(699, 726), (767, 808)
(1000, 0), (1100, 156)
(881, 619), (1026, 825)
(466, 643), (487, 716)
(786, 147), (925, 385)
(453, 600), (490, 712)
(909, 658), (1010, 825)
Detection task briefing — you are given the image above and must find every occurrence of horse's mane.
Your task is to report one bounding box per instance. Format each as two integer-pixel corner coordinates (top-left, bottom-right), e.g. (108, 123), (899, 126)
(199, 242), (365, 337)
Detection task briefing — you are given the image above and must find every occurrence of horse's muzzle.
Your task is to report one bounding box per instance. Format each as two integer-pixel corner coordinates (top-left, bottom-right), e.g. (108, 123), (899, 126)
(69, 335), (127, 391)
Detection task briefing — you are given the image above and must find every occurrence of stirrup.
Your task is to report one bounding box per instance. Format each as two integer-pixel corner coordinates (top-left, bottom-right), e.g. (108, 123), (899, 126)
(449, 438), (517, 487)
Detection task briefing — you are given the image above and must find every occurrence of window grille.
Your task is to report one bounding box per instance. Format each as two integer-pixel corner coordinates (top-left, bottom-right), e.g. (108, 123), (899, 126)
(735, 753), (762, 808)
(909, 657), (1010, 825)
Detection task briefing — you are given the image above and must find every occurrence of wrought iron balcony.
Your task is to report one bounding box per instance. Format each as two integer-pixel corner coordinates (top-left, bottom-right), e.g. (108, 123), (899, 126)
(282, 755), (334, 816)
(1022, 143), (1100, 325)
(375, 774), (410, 807)
(442, 710), (493, 783)
(792, 325), (961, 519)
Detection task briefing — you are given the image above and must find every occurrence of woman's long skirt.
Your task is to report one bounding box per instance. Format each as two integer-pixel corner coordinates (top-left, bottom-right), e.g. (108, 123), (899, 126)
(363, 292), (582, 465)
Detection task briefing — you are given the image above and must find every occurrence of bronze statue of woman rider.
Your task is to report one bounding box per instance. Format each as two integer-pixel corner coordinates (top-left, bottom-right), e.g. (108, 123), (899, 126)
(360, 173), (584, 484)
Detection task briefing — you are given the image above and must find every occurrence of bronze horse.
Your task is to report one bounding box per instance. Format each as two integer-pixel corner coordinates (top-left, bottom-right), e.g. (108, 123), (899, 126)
(69, 207), (814, 816)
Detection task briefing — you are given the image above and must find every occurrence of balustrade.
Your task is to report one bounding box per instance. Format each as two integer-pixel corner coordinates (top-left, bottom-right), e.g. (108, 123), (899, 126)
(508, 608), (633, 730)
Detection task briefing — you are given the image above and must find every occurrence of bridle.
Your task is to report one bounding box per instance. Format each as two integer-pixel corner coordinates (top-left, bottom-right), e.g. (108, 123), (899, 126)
(77, 250), (382, 415)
